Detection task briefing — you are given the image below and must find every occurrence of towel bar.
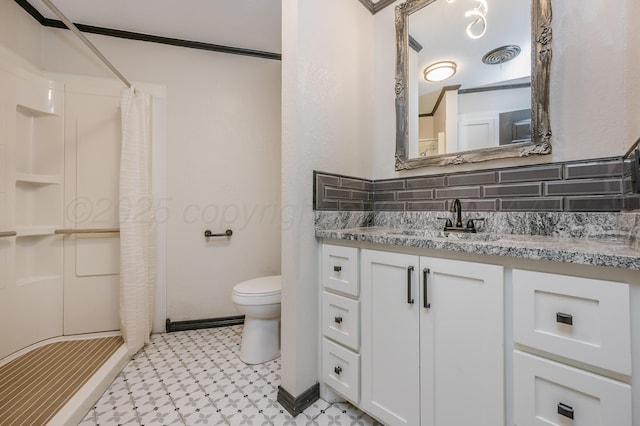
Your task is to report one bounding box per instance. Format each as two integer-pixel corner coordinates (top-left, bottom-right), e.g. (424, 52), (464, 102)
(204, 229), (233, 238)
(0, 231), (17, 238)
(54, 228), (120, 235)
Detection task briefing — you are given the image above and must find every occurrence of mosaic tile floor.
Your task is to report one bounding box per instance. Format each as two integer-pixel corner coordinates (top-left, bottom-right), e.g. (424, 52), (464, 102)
(79, 325), (382, 425)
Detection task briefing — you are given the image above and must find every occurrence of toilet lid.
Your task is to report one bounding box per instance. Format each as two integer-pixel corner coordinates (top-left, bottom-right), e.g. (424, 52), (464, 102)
(233, 275), (281, 296)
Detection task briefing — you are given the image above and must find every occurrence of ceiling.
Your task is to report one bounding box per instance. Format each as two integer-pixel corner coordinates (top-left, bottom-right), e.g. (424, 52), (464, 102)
(410, 0), (531, 98)
(25, 0), (282, 54)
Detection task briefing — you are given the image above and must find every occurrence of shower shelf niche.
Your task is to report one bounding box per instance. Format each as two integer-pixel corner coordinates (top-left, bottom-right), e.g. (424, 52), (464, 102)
(15, 105), (63, 177)
(14, 103), (63, 236)
(14, 181), (62, 232)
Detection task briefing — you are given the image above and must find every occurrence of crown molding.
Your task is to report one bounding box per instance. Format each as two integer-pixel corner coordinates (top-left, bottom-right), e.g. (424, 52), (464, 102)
(358, 0), (397, 14)
(13, 0), (281, 61)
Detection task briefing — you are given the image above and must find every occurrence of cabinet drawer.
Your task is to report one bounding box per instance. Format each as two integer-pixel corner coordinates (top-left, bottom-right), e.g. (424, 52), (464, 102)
(514, 350), (631, 426)
(322, 291), (359, 351)
(322, 338), (360, 404)
(322, 244), (359, 296)
(513, 269), (631, 375)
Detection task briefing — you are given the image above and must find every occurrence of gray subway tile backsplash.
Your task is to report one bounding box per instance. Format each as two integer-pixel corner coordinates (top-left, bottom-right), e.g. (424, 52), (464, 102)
(375, 179), (406, 191)
(325, 187), (352, 199)
(374, 191), (396, 201)
(339, 200), (364, 211)
(500, 197), (563, 212)
(341, 177), (365, 189)
(484, 183), (543, 198)
(624, 195), (640, 211)
(314, 156), (634, 213)
(446, 171), (497, 186)
(545, 179), (622, 196)
(351, 190), (370, 201)
(434, 186), (482, 200)
(498, 165), (563, 183)
(406, 200), (447, 211)
(564, 196), (623, 212)
(397, 190), (434, 201)
(374, 201), (407, 211)
(461, 199), (498, 211)
(564, 160), (623, 180)
(406, 176), (446, 189)
(316, 199), (340, 210)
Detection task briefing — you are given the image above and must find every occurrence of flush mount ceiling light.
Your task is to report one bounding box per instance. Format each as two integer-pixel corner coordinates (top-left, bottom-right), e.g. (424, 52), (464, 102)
(424, 61), (457, 82)
(482, 45), (521, 65)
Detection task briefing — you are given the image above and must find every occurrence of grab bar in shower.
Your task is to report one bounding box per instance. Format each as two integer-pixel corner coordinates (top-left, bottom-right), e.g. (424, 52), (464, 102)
(0, 231), (17, 238)
(204, 229), (233, 238)
(55, 228), (120, 235)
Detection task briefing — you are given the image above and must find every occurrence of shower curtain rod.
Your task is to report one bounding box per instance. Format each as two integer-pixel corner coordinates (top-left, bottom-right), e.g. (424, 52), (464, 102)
(41, 0), (132, 88)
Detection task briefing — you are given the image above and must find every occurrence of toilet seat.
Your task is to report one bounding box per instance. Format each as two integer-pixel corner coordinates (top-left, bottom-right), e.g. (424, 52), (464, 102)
(232, 275), (281, 305)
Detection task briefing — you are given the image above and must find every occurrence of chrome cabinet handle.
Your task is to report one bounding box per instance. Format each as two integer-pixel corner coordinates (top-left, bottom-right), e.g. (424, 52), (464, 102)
(423, 268), (431, 309)
(333, 265), (342, 272)
(557, 402), (574, 419)
(334, 366), (342, 375)
(407, 266), (415, 304)
(556, 312), (573, 326)
(334, 316), (343, 324)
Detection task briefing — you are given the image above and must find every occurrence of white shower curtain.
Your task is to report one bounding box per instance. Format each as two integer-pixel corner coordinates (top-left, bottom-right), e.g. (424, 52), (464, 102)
(119, 87), (156, 355)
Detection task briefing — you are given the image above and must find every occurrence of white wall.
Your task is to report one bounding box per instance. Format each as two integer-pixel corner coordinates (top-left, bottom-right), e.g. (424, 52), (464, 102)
(39, 26), (282, 322)
(0, 0), (42, 68)
(281, 0), (373, 396)
(372, 0), (640, 179)
(625, 0), (640, 151)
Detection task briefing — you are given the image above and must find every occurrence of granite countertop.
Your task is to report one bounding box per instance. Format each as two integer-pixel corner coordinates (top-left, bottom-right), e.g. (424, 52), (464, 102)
(316, 226), (640, 270)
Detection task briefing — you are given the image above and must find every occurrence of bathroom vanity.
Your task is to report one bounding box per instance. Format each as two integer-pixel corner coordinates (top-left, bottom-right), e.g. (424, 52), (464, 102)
(317, 213), (640, 426)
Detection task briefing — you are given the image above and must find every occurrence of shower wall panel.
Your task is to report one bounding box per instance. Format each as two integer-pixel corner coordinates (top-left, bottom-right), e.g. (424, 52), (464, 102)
(63, 86), (121, 335)
(0, 64), (64, 359)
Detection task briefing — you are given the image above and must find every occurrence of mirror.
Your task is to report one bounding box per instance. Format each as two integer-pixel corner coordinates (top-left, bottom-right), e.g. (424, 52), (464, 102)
(395, 0), (551, 170)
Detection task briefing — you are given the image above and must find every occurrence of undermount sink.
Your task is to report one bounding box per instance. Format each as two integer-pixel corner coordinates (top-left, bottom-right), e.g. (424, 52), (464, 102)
(385, 228), (501, 242)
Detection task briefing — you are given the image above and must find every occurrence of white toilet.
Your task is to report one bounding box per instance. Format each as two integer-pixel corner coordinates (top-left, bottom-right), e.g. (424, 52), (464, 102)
(232, 275), (281, 364)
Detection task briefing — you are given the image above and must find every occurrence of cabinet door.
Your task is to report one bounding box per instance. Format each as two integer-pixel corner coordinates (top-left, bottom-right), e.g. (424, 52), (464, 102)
(361, 250), (420, 426)
(421, 257), (504, 426)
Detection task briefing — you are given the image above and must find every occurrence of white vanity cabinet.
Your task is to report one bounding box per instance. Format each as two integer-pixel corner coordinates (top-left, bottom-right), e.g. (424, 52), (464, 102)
(321, 244), (361, 404)
(359, 249), (504, 426)
(319, 241), (637, 425)
(512, 269), (632, 426)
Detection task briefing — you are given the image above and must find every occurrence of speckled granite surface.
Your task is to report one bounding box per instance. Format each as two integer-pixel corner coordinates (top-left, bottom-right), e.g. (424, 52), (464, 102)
(315, 211), (640, 270)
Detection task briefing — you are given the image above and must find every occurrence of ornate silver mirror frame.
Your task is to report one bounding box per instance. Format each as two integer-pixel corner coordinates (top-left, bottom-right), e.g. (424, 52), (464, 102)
(395, 0), (552, 170)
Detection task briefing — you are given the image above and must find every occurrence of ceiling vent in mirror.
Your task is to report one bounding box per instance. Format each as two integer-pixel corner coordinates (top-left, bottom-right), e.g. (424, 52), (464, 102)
(482, 45), (521, 65)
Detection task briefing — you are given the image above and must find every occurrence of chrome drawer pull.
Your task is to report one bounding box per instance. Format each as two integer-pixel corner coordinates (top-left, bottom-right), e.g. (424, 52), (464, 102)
(556, 312), (573, 326)
(334, 366), (342, 375)
(557, 402), (574, 419)
(334, 316), (343, 324)
(333, 265), (342, 272)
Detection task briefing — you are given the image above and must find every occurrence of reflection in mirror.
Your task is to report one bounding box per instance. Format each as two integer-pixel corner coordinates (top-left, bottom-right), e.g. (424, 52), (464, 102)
(395, 0), (552, 170)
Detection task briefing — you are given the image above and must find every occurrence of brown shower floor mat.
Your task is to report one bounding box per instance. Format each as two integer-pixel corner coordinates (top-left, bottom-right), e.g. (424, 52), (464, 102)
(0, 335), (123, 425)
